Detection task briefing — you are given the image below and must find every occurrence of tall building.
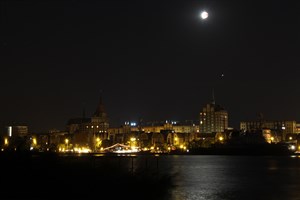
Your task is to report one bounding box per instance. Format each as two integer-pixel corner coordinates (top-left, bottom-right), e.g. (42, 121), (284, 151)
(90, 96), (110, 139)
(67, 95), (110, 150)
(199, 98), (228, 134)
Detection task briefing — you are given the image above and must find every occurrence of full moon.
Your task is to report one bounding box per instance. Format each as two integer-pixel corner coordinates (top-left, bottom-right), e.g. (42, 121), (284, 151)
(200, 11), (208, 19)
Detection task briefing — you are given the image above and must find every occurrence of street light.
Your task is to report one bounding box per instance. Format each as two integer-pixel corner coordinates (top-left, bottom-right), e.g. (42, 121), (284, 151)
(174, 137), (178, 145)
(95, 137), (101, 152)
(65, 138), (69, 150)
(130, 137), (136, 150)
(219, 136), (224, 141)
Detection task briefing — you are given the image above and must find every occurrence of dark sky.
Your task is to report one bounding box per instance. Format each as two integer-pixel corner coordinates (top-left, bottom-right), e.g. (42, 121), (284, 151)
(1, 0), (300, 132)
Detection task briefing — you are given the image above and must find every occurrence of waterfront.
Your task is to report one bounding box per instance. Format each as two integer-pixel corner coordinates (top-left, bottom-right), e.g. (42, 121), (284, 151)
(2, 153), (300, 200)
(163, 155), (300, 200)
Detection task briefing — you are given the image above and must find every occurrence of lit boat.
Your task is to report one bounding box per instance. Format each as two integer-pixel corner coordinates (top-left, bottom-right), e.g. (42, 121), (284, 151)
(102, 143), (140, 154)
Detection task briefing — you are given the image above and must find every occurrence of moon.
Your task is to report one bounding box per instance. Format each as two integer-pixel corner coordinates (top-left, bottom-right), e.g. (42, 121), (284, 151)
(200, 11), (208, 20)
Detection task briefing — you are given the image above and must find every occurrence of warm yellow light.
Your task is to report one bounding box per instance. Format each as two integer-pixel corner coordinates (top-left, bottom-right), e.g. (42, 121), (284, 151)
(130, 137), (136, 142)
(180, 145), (183, 149)
(289, 137), (293, 140)
(4, 138), (8, 145)
(65, 139), (69, 144)
(150, 146), (154, 150)
(96, 137), (100, 142)
(270, 137), (274, 141)
(219, 136), (224, 141)
(168, 147), (171, 151)
(174, 137), (178, 141)
(33, 138), (37, 145)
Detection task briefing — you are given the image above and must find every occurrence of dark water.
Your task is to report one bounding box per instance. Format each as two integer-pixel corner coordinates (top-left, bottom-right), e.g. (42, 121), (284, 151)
(156, 155), (300, 200)
(2, 153), (300, 200)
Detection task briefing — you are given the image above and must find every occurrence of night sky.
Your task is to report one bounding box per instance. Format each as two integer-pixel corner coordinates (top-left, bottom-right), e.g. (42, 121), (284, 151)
(1, 0), (300, 132)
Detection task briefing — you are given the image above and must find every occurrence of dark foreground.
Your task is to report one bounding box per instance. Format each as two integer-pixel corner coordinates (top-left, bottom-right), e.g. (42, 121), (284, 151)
(1, 149), (299, 200)
(0, 152), (174, 200)
(188, 143), (295, 155)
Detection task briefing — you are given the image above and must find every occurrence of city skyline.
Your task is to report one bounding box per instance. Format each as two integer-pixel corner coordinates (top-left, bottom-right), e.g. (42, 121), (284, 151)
(3, 93), (299, 133)
(1, 0), (300, 132)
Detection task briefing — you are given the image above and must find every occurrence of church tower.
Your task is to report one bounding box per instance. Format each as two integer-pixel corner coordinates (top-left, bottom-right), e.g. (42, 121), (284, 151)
(91, 94), (110, 140)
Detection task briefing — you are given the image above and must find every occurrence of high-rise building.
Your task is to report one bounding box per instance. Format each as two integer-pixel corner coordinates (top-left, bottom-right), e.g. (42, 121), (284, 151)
(199, 99), (228, 134)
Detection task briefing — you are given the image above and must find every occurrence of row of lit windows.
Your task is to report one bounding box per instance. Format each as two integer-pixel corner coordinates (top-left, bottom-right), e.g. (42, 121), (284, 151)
(86, 125), (107, 129)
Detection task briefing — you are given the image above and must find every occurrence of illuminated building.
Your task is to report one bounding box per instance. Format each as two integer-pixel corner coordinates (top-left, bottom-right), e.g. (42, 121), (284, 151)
(5, 124), (28, 138)
(108, 120), (199, 151)
(199, 99), (228, 134)
(240, 120), (296, 141)
(67, 95), (110, 151)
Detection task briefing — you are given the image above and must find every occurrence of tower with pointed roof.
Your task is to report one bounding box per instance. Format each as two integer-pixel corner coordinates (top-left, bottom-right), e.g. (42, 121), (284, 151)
(67, 93), (111, 152)
(90, 94), (110, 140)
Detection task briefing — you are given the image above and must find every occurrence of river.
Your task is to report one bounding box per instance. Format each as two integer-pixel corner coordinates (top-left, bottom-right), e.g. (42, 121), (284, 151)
(156, 155), (300, 200)
(2, 153), (300, 199)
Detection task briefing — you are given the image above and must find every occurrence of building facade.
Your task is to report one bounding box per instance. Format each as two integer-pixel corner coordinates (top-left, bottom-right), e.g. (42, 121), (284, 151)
(199, 101), (228, 134)
(66, 96), (110, 151)
(107, 120), (199, 151)
(5, 125), (28, 138)
(240, 120), (297, 141)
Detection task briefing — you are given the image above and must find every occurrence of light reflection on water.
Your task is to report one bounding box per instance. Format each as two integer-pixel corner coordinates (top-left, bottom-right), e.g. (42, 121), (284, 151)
(155, 155), (300, 200)
(2, 153), (300, 200)
(52, 154), (300, 200)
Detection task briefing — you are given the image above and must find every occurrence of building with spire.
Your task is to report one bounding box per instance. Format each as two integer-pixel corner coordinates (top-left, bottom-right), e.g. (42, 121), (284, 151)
(199, 93), (228, 134)
(90, 95), (110, 139)
(66, 95), (110, 151)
